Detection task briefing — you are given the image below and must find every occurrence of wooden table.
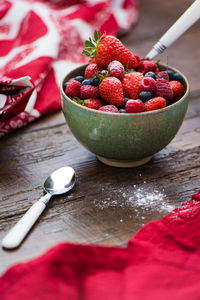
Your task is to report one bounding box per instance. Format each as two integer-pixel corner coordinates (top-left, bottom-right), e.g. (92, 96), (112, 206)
(0, 0), (200, 275)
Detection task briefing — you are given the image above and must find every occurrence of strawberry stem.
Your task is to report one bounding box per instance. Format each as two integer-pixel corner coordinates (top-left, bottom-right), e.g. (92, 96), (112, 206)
(82, 30), (105, 59)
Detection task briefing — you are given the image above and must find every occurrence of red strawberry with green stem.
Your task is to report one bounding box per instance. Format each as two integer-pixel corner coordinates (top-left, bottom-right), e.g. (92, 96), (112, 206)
(82, 30), (138, 69)
(99, 77), (124, 108)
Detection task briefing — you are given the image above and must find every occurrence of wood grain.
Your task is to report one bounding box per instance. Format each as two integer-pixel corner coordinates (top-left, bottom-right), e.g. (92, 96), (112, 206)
(0, 0), (200, 275)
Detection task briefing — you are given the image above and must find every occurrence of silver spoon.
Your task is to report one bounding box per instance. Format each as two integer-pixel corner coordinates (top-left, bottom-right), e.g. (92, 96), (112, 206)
(2, 166), (76, 249)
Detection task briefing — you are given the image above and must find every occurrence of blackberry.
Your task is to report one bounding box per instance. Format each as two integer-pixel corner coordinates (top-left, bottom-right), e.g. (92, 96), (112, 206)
(91, 76), (100, 86)
(74, 76), (84, 83)
(144, 72), (156, 80)
(82, 79), (92, 86)
(166, 70), (175, 81)
(139, 91), (152, 102)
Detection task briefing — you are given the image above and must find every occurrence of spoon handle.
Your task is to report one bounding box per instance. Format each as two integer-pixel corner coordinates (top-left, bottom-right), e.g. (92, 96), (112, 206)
(2, 194), (51, 249)
(146, 0), (200, 59)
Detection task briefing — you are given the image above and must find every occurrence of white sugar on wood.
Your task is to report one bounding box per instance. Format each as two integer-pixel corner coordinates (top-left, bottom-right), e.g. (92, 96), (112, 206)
(93, 185), (175, 213)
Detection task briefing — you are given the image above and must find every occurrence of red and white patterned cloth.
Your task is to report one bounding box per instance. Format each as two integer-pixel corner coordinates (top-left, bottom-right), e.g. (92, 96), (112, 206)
(0, 0), (138, 136)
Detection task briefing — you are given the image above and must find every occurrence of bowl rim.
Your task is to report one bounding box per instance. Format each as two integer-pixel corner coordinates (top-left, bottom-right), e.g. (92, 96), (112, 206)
(60, 63), (190, 116)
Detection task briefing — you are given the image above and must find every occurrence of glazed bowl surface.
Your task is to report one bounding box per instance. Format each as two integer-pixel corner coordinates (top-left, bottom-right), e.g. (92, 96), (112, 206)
(60, 63), (189, 167)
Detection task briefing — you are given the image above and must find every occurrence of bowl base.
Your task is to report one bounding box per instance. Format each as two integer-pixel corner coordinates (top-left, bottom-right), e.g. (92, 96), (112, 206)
(97, 155), (152, 168)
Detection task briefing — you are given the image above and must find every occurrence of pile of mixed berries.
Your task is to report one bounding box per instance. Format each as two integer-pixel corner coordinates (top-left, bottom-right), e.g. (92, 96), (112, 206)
(63, 30), (186, 113)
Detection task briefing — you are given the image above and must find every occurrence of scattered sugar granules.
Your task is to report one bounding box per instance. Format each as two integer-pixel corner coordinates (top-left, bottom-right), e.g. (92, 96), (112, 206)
(93, 185), (175, 214)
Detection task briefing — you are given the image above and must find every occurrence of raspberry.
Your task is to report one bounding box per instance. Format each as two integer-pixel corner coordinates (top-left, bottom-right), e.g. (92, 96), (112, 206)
(155, 78), (173, 101)
(121, 72), (144, 99)
(108, 60), (124, 79)
(156, 71), (169, 81)
(138, 60), (157, 74)
(80, 85), (99, 99)
(65, 79), (82, 99)
(98, 105), (118, 113)
(126, 99), (145, 113)
(84, 64), (98, 79)
(144, 97), (166, 111)
(134, 54), (141, 64)
(169, 81), (185, 101)
(140, 77), (156, 93)
(85, 98), (103, 110)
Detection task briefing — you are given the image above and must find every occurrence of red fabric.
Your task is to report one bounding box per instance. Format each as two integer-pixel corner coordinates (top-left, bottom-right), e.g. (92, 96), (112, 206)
(1, 192), (200, 299)
(0, 0), (139, 136)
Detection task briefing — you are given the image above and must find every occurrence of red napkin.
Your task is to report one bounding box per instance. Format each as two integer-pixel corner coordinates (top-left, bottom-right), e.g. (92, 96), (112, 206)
(1, 191), (200, 300)
(0, 0), (139, 136)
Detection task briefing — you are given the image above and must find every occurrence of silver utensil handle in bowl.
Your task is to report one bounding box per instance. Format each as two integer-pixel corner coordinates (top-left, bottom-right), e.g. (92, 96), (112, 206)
(146, 0), (200, 59)
(2, 194), (51, 249)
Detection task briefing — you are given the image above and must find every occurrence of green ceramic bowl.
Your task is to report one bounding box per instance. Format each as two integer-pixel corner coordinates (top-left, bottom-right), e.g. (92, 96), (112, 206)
(60, 63), (189, 168)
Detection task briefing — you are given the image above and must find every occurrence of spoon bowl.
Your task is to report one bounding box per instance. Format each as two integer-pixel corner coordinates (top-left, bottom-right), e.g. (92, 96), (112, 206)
(44, 166), (76, 195)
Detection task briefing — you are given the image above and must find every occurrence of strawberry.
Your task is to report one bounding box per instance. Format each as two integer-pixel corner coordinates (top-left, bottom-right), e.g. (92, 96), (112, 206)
(169, 81), (185, 101)
(98, 105), (118, 113)
(156, 71), (169, 81)
(126, 100), (145, 113)
(84, 63), (98, 79)
(85, 98), (103, 110)
(144, 97), (166, 111)
(121, 72), (144, 99)
(80, 85), (99, 99)
(155, 78), (173, 101)
(82, 30), (137, 69)
(99, 77), (124, 108)
(138, 60), (157, 74)
(65, 79), (81, 99)
(108, 60), (124, 79)
(89, 57), (97, 64)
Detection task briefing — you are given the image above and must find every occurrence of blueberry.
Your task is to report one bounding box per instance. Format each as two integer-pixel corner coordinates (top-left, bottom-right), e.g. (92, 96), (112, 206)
(145, 72), (156, 80)
(134, 65), (139, 71)
(124, 97), (129, 105)
(82, 79), (92, 86)
(63, 81), (68, 90)
(74, 76), (84, 83)
(165, 99), (170, 106)
(173, 72), (184, 84)
(100, 70), (108, 76)
(91, 76), (100, 86)
(119, 109), (126, 113)
(139, 91), (152, 102)
(166, 70), (175, 81)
